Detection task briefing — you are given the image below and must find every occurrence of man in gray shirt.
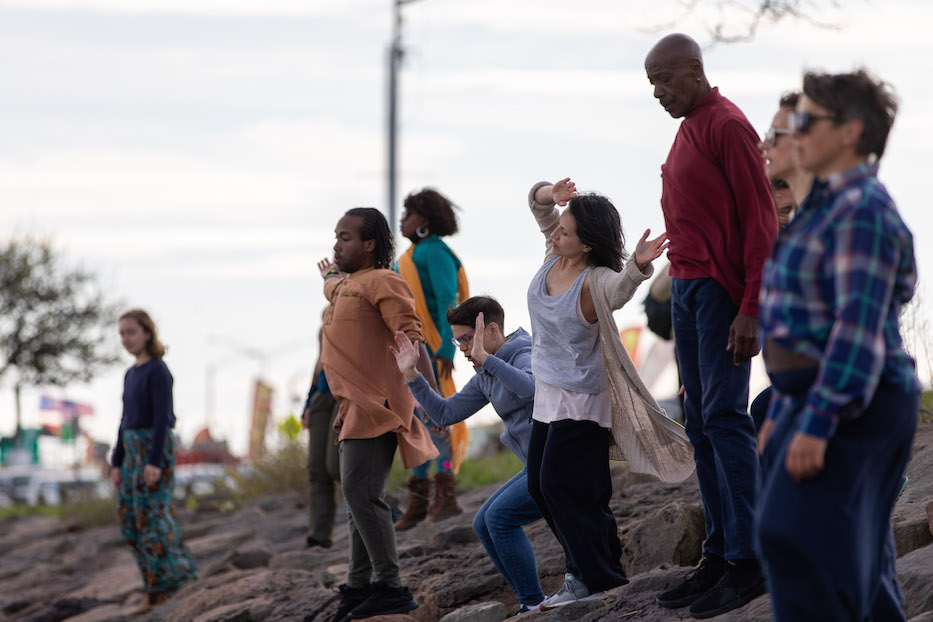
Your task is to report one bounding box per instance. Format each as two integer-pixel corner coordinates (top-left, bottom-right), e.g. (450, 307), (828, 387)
(390, 296), (545, 614)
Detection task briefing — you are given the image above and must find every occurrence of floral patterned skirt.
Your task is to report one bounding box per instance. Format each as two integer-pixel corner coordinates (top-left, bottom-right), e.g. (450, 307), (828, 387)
(117, 428), (197, 593)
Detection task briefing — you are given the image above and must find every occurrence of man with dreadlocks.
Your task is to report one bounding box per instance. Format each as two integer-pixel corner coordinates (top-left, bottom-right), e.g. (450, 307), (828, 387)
(317, 207), (439, 622)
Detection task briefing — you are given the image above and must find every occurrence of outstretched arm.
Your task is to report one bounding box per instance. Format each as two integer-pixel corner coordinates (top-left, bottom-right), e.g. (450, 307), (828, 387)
(597, 230), (665, 311)
(391, 331), (489, 426)
(528, 178), (577, 260)
(390, 332), (439, 393)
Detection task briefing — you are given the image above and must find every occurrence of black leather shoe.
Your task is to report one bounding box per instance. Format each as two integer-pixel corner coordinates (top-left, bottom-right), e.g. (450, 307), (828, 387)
(688, 561), (766, 619)
(330, 583), (373, 622)
(656, 554), (727, 608)
(349, 582), (418, 619)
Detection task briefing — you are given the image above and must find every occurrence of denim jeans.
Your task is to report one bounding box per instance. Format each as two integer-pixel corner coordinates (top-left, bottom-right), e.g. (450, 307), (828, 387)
(672, 277), (758, 560)
(472, 468), (544, 606)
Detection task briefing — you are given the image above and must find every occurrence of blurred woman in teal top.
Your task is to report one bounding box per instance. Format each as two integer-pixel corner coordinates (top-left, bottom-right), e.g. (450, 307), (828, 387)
(395, 188), (470, 530)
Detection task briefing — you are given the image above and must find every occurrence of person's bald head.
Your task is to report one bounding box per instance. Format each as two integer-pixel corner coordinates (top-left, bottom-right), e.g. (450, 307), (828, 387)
(644, 34), (710, 119)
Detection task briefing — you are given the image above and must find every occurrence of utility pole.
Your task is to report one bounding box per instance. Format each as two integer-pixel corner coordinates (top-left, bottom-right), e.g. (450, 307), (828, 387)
(387, 0), (419, 232)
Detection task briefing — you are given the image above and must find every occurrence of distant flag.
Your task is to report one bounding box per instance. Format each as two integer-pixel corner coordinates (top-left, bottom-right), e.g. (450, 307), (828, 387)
(39, 395), (94, 442)
(39, 395), (94, 419)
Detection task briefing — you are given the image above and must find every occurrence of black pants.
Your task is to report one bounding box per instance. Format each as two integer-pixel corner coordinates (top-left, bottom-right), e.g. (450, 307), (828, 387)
(526, 419), (627, 592)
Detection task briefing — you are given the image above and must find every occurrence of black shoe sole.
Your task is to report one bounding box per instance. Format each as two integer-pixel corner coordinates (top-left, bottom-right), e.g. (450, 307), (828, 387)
(349, 598), (418, 619)
(688, 582), (767, 619)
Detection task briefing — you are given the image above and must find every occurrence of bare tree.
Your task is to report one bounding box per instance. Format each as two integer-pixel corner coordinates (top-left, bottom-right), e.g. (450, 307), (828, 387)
(642, 0), (845, 45)
(901, 285), (933, 412)
(0, 236), (122, 438)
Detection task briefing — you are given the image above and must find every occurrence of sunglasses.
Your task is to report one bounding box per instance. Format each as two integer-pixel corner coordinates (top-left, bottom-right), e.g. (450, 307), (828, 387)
(789, 111), (838, 135)
(451, 328), (476, 348)
(764, 126), (792, 148)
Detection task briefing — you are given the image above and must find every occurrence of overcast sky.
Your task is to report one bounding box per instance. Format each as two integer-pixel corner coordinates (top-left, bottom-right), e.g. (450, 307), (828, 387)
(1, 0), (930, 457)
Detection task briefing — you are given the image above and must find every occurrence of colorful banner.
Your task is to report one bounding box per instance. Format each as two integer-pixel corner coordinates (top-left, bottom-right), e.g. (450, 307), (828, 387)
(39, 395), (94, 418)
(248, 379), (274, 460)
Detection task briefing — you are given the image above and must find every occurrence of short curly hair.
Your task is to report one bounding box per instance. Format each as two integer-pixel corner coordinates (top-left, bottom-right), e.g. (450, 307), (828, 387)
(403, 189), (459, 237)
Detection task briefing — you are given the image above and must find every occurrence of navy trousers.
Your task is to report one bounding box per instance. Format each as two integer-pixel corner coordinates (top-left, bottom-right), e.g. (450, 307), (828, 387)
(526, 419), (628, 593)
(672, 277), (759, 560)
(756, 369), (918, 622)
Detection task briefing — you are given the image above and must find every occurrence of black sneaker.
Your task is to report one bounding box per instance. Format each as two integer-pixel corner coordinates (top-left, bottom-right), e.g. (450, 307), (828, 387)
(656, 554), (727, 608)
(307, 536), (332, 549)
(349, 582), (418, 619)
(330, 583), (373, 622)
(688, 559), (766, 619)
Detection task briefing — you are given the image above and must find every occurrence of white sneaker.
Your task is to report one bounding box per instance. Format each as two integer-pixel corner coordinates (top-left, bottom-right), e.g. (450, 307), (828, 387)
(539, 573), (607, 610)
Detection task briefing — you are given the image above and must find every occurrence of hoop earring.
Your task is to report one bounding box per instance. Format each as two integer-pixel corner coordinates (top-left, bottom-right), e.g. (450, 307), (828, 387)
(416, 226), (430, 238)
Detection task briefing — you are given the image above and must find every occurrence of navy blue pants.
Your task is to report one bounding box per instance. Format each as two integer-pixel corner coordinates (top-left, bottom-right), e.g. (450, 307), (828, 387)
(527, 419), (628, 593)
(672, 277), (759, 560)
(756, 368), (917, 622)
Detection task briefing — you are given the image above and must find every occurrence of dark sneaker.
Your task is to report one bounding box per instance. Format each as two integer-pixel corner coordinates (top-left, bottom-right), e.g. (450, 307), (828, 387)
(306, 536), (332, 549)
(656, 554), (727, 608)
(349, 582), (418, 619)
(688, 560), (766, 619)
(330, 583), (373, 622)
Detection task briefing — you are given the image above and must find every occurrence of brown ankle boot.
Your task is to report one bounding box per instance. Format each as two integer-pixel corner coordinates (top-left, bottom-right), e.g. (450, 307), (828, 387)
(395, 476), (431, 531)
(426, 472), (463, 522)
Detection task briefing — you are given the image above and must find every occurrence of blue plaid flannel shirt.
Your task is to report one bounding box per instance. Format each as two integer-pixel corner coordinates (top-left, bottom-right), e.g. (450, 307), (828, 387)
(759, 162), (919, 439)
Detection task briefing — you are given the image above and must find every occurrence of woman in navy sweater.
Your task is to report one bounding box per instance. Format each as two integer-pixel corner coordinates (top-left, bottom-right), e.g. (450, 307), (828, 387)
(111, 309), (197, 613)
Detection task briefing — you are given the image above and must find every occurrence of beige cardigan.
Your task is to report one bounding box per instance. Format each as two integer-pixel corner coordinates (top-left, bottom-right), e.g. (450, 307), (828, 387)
(529, 182), (695, 484)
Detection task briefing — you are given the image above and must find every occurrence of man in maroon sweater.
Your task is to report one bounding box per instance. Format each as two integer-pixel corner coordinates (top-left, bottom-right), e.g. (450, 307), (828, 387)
(645, 34), (777, 619)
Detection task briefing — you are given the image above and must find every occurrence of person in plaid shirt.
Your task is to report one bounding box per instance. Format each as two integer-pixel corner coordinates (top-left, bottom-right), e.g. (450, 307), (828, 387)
(756, 69), (920, 622)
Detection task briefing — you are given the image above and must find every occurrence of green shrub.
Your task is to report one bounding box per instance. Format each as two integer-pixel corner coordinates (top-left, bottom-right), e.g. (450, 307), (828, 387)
(920, 390), (933, 425)
(60, 493), (117, 529)
(229, 439), (309, 504)
(388, 450), (523, 493)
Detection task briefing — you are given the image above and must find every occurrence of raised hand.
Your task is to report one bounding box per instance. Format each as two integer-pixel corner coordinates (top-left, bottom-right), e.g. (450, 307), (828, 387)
(633, 229), (669, 272)
(317, 258), (338, 279)
(470, 312), (489, 366)
(552, 177), (578, 207)
(389, 330), (421, 382)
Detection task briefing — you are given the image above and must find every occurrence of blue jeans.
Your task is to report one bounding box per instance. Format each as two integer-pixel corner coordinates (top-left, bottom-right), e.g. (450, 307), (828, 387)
(672, 277), (758, 560)
(756, 368), (917, 622)
(472, 468), (545, 606)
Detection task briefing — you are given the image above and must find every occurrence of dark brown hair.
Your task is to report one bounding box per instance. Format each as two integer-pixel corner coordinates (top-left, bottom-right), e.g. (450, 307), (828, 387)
(446, 296), (505, 331)
(778, 91), (800, 110)
(345, 207), (395, 269)
(802, 69), (898, 158)
(567, 193), (628, 272)
(403, 189), (459, 237)
(120, 309), (166, 358)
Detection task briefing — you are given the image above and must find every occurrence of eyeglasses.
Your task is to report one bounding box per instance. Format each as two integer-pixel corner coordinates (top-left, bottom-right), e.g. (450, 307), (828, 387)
(789, 111), (837, 135)
(764, 126), (792, 148)
(450, 328), (475, 348)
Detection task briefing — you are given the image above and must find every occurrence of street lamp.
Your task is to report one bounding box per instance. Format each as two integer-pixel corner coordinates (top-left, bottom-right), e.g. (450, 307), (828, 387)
(387, 0), (421, 232)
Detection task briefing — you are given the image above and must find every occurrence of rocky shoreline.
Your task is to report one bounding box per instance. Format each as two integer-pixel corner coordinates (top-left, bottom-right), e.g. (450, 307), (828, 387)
(2, 422), (931, 622)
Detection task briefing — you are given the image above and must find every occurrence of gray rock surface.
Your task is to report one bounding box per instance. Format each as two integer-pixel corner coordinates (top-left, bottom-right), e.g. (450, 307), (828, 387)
(899, 543), (933, 619)
(438, 601), (506, 622)
(0, 423), (929, 622)
(894, 425), (933, 556)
